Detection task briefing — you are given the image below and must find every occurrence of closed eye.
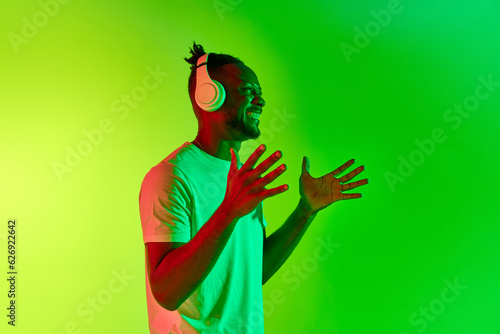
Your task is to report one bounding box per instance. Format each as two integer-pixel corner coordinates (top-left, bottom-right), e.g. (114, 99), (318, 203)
(243, 87), (262, 95)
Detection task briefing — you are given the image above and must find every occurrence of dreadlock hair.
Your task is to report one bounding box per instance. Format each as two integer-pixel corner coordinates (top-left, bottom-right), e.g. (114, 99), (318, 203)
(184, 41), (244, 110)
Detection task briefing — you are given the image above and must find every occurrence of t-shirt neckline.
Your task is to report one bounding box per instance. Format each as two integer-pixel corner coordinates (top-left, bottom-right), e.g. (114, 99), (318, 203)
(185, 141), (233, 166)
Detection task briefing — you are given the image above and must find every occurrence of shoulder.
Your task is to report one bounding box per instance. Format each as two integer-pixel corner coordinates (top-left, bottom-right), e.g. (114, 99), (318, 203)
(140, 142), (195, 190)
(142, 160), (191, 192)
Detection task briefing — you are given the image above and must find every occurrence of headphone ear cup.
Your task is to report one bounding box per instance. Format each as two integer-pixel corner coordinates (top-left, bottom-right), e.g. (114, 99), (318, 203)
(194, 53), (226, 111)
(196, 82), (218, 106)
(210, 80), (226, 111)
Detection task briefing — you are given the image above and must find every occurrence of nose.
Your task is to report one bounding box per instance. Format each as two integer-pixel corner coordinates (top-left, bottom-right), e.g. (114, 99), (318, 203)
(252, 93), (265, 107)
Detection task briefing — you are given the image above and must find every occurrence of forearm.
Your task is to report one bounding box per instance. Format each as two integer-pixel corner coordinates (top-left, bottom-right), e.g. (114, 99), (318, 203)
(262, 199), (317, 284)
(151, 202), (239, 310)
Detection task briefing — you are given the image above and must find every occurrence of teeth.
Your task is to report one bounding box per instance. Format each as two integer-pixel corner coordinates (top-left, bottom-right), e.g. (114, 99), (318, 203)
(246, 112), (260, 120)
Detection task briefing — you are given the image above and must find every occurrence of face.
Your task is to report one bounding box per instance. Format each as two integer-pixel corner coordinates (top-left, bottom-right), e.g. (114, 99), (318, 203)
(216, 63), (266, 140)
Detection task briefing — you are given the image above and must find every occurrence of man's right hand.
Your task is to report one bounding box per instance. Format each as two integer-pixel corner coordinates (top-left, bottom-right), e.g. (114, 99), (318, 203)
(223, 144), (288, 219)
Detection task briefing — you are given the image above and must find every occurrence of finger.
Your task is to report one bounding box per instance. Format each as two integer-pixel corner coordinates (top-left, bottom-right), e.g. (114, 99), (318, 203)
(341, 178), (369, 191)
(240, 144), (266, 173)
(232, 147), (240, 165)
(255, 164), (287, 188)
(338, 165), (365, 183)
(252, 150), (283, 178)
(302, 156), (310, 175)
(340, 192), (362, 200)
(328, 159), (356, 177)
(258, 184), (289, 199)
(229, 148), (238, 173)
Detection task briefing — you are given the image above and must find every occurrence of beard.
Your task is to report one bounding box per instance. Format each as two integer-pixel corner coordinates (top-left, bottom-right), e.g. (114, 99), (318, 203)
(224, 109), (261, 140)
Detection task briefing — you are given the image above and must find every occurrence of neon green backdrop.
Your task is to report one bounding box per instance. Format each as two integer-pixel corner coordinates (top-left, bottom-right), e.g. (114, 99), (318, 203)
(1, 0), (499, 333)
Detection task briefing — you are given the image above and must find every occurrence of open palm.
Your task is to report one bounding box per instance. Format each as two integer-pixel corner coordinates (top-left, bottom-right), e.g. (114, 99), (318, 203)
(299, 157), (368, 214)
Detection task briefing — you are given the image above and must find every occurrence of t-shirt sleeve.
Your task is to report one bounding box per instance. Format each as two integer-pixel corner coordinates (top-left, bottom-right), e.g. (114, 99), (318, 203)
(139, 162), (193, 244)
(258, 201), (268, 229)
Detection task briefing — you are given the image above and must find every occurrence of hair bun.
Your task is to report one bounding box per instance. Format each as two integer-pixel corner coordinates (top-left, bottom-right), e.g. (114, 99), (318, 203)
(184, 41), (206, 70)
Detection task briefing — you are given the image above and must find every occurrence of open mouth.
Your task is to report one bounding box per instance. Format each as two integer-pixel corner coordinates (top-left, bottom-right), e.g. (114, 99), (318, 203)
(246, 111), (261, 120)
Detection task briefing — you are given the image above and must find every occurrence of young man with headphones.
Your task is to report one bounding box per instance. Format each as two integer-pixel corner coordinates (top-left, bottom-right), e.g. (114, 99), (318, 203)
(139, 43), (368, 333)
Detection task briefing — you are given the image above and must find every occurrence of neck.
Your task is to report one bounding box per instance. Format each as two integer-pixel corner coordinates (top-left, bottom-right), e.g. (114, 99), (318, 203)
(192, 132), (241, 161)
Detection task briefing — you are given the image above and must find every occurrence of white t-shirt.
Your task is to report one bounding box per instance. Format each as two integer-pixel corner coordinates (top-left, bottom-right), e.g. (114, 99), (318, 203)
(139, 141), (267, 333)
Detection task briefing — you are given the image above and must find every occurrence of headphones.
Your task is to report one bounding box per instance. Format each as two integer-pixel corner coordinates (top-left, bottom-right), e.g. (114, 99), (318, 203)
(195, 53), (226, 111)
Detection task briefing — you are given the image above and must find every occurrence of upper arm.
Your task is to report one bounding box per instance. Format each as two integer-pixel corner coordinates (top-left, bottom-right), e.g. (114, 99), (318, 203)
(139, 164), (193, 245)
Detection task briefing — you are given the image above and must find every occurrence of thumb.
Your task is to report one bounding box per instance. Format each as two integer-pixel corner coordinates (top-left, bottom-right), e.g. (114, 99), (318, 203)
(302, 156), (310, 175)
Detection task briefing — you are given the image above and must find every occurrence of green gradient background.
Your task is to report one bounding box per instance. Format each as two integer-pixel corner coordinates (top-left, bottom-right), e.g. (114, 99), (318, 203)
(1, 0), (499, 333)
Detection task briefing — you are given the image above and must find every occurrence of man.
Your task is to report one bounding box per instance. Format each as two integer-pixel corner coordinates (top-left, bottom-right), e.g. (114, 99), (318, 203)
(139, 42), (368, 333)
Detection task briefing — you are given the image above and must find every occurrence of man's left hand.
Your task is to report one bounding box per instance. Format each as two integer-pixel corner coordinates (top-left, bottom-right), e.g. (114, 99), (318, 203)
(299, 157), (368, 214)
